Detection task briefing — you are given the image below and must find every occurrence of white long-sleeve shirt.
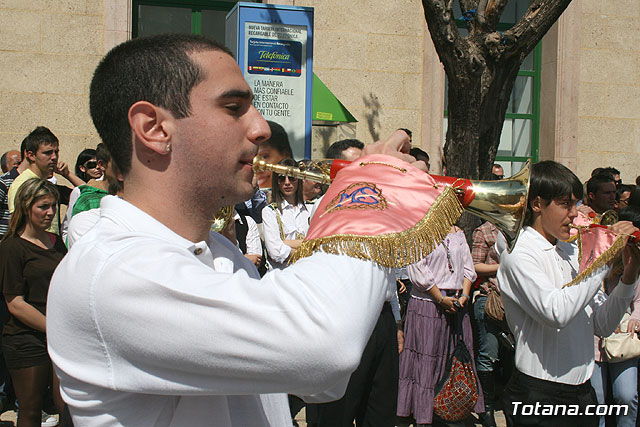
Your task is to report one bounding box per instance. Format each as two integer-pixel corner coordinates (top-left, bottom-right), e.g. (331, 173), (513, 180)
(498, 226), (634, 385)
(262, 200), (310, 270)
(234, 211), (261, 256)
(47, 196), (392, 427)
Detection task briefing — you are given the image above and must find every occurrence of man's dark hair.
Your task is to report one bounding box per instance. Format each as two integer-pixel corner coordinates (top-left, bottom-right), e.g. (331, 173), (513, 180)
(22, 126), (59, 161)
(89, 34), (233, 176)
(603, 166), (620, 177)
(591, 167), (611, 178)
(628, 186), (640, 208)
(325, 139), (364, 160)
(263, 121), (293, 159)
(95, 143), (112, 164)
(617, 184), (634, 201)
(618, 205), (640, 228)
(409, 147), (430, 168)
(74, 148), (97, 181)
(524, 161), (583, 226)
(0, 153), (8, 172)
(586, 174), (616, 196)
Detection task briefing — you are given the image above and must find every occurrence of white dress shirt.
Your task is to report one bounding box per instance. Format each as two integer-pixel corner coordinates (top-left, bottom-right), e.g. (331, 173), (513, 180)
(47, 196), (392, 427)
(233, 211), (261, 256)
(498, 226), (634, 385)
(262, 200), (310, 270)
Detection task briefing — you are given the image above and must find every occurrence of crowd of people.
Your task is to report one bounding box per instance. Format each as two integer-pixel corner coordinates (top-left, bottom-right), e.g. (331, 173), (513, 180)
(0, 33), (639, 427)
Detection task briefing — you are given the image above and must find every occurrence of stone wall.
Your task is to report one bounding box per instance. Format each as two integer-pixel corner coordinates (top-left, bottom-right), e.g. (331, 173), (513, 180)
(0, 0), (107, 168)
(272, 0), (428, 159)
(576, 0), (640, 183)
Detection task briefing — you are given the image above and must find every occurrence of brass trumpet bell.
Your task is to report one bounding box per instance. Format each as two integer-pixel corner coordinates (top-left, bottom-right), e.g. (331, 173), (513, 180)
(463, 163), (530, 252)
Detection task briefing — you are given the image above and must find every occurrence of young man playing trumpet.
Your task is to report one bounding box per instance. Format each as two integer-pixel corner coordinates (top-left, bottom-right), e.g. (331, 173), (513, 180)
(498, 161), (640, 427)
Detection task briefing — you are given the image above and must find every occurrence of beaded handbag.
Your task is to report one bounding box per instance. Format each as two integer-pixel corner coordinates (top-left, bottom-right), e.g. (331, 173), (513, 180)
(433, 313), (478, 422)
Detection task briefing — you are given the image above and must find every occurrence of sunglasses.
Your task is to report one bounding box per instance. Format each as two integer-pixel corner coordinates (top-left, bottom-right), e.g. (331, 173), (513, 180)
(277, 175), (297, 183)
(84, 160), (98, 169)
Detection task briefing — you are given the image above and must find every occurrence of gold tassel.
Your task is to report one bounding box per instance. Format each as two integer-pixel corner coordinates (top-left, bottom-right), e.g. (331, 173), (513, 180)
(289, 185), (464, 267)
(562, 235), (626, 288)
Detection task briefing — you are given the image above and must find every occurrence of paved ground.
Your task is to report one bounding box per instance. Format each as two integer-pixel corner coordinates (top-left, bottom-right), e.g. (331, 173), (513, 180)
(0, 404), (506, 426)
(293, 407), (507, 426)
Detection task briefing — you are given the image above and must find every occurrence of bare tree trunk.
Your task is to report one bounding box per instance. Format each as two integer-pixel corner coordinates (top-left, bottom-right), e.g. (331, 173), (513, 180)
(422, 0), (573, 235)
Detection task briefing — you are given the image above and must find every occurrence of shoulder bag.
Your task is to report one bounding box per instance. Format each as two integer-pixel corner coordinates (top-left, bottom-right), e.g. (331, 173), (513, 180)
(433, 312), (478, 422)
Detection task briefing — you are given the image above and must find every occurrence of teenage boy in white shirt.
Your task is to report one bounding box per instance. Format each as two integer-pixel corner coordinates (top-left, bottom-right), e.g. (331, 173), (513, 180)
(498, 160), (640, 427)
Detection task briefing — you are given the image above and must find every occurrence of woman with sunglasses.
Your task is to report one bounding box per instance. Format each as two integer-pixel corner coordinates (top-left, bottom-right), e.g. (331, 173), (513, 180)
(73, 149), (102, 183)
(262, 158), (310, 271)
(0, 178), (66, 426)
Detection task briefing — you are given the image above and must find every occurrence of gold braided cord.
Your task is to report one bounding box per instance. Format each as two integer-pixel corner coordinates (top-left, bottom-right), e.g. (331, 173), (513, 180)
(562, 234), (626, 288)
(289, 185), (464, 267)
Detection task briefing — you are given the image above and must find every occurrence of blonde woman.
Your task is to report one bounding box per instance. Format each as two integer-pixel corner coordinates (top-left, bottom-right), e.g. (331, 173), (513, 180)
(0, 178), (66, 426)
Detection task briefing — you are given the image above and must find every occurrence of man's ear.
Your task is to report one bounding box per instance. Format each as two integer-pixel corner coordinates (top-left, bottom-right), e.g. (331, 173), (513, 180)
(530, 195), (544, 213)
(128, 101), (175, 155)
(25, 150), (36, 163)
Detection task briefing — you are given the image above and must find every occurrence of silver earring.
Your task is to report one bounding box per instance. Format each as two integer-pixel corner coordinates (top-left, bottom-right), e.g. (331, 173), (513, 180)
(165, 144), (171, 153)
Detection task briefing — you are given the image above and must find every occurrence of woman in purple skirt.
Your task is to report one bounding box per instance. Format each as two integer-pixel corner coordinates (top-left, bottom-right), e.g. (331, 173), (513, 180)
(397, 226), (484, 426)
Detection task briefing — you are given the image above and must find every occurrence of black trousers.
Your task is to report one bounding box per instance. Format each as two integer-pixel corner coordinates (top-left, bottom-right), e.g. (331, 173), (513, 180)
(311, 303), (398, 427)
(504, 369), (598, 427)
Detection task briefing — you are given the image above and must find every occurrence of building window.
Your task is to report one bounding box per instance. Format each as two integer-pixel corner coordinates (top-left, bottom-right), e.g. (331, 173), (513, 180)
(444, 0), (541, 176)
(133, 0), (257, 43)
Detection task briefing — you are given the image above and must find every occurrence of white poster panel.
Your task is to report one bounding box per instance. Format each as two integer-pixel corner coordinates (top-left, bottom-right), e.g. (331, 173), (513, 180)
(243, 22), (307, 160)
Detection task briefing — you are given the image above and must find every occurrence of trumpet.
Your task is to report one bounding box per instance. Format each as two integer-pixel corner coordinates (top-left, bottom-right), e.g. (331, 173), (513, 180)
(210, 205), (234, 233)
(252, 156), (530, 252)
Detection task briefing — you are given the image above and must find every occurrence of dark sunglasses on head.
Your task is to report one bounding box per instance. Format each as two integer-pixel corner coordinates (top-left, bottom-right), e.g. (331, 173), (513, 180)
(84, 160), (98, 169)
(277, 175), (297, 183)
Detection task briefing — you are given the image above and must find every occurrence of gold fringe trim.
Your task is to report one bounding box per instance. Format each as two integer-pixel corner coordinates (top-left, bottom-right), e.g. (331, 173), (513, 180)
(289, 185), (464, 267)
(562, 234), (626, 288)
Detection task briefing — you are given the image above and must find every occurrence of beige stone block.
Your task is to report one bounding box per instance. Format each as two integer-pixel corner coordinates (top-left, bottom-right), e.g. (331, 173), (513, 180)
(43, 0), (85, 14)
(576, 150), (640, 184)
(313, 30), (368, 70)
(56, 133), (101, 167)
(86, 0), (104, 15)
(42, 14), (102, 55)
(371, 108), (421, 144)
(1, 0), (85, 13)
(104, 30), (131, 54)
(40, 94), (94, 135)
(0, 52), (94, 95)
(362, 72), (405, 109)
(606, 86), (640, 119)
(0, 132), (26, 156)
(0, 92), (42, 134)
(329, 0), (424, 36)
(404, 73), (422, 109)
(366, 34), (422, 72)
(316, 68), (367, 110)
(605, 17), (640, 52)
(580, 14), (608, 49)
(581, 0), (639, 16)
(577, 118), (635, 152)
(0, 10), (41, 52)
(105, 0), (129, 32)
(292, 0), (331, 30)
(580, 49), (638, 85)
(578, 84), (605, 117)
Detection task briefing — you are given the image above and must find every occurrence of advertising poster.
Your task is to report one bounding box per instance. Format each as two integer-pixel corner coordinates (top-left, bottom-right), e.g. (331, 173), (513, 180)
(243, 22), (308, 159)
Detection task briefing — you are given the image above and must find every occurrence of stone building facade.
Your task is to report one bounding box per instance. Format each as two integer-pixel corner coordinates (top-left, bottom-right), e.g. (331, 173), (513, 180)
(0, 0), (638, 182)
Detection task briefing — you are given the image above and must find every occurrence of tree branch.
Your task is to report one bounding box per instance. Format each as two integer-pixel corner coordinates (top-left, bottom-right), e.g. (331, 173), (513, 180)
(483, 0), (509, 30)
(422, 0), (469, 74)
(504, 0), (573, 58)
(476, 0), (489, 26)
